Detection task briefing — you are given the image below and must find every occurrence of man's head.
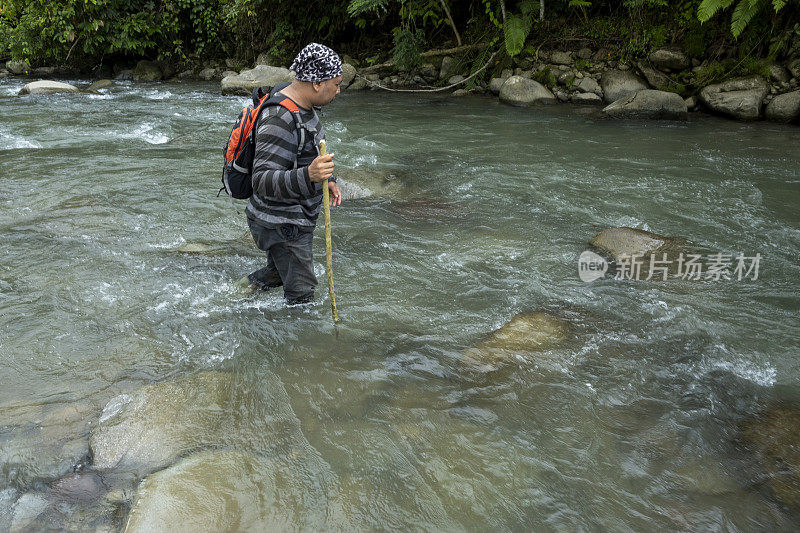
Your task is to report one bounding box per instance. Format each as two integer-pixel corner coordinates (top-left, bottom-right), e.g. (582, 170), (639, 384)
(290, 43), (343, 107)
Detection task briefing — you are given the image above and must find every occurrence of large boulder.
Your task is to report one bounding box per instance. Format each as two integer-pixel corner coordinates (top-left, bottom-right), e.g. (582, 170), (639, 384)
(601, 90), (688, 120)
(18, 81), (79, 95)
(90, 372), (234, 475)
(765, 90), (800, 123)
(575, 76), (599, 94)
(589, 227), (688, 280)
(600, 70), (648, 103)
(221, 65), (293, 96)
(341, 63), (356, 88)
(132, 60), (163, 82)
(462, 311), (571, 370)
(699, 76), (769, 121)
(740, 405), (800, 511)
(499, 76), (556, 106)
(649, 47), (690, 71)
(85, 79), (114, 92)
(439, 56), (456, 80)
(6, 59), (31, 75)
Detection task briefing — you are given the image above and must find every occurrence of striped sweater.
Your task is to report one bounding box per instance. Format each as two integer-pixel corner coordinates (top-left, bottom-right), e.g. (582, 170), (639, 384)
(245, 97), (332, 230)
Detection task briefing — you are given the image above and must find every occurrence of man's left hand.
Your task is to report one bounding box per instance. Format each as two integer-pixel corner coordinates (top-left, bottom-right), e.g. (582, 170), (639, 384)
(328, 181), (342, 207)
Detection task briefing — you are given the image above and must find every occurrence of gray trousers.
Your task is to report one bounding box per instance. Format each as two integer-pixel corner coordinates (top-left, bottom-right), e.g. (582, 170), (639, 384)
(247, 217), (317, 305)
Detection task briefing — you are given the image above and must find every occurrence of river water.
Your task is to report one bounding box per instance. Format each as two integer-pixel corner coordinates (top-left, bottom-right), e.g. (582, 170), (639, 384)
(1, 78), (799, 530)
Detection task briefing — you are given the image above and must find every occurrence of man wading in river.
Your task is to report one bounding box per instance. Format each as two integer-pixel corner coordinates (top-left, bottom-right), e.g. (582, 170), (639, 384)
(245, 43), (343, 305)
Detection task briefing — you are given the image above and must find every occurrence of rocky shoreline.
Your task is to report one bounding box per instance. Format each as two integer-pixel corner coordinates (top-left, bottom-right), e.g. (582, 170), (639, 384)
(6, 46), (800, 124)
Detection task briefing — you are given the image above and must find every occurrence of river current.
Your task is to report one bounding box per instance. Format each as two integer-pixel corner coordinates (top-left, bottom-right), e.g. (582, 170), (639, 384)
(1, 78), (799, 530)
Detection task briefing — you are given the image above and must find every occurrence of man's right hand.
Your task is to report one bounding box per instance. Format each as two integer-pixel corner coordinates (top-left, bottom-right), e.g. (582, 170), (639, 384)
(308, 153), (334, 182)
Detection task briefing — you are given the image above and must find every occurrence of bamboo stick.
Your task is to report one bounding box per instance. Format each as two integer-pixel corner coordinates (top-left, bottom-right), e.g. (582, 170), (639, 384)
(318, 140), (339, 323)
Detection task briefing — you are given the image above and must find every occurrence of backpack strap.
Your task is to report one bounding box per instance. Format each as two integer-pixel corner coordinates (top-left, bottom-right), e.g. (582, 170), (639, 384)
(251, 93), (319, 171)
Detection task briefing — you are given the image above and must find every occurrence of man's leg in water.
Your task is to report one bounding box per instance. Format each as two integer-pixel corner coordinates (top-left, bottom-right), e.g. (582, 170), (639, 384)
(247, 218), (316, 303)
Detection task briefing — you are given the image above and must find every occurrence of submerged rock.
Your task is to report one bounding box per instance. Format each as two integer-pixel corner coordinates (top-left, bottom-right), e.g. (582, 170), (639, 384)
(699, 76), (769, 121)
(462, 311), (571, 370)
(50, 471), (108, 502)
(18, 81), (80, 95)
(499, 76), (556, 106)
(221, 65), (293, 96)
(90, 371), (234, 475)
(740, 405), (800, 511)
(335, 167), (411, 199)
(86, 79), (114, 92)
(10, 492), (49, 532)
(601, 90), (688, 121)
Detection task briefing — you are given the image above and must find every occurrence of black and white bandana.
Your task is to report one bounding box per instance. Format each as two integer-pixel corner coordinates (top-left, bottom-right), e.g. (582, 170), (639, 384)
(291, 43), (343, 83)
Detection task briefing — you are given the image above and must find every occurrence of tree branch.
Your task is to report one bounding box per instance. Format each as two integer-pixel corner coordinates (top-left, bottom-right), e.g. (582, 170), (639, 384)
(438, 0), (462, 47)
(358, 43), (491, 75)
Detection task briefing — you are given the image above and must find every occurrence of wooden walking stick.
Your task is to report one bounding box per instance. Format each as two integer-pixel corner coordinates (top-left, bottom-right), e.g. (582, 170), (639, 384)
(318, 140), (339, 323)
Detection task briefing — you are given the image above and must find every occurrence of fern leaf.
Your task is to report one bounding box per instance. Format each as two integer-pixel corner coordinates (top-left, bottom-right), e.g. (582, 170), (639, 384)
(347, 0), (389, 17)
(504, 15), (530, 57)
(697, 0), (735, 22)
(730, 0), (761, 37)
(773, 0), (786, 10)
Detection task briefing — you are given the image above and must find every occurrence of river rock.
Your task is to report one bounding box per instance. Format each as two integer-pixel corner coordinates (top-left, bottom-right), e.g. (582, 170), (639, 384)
(221, 65), (293, 96)
(589, 227), (685, 267)
(463, 312), (570, 370)
(335, 167), (409, 199)
(341, 63), (356, 87)
(601, 90), (688, 120)
(10, 492), (49, 532)
(133, 60), (162, 82)
(685, 96), (698, 110)
(18, 81), (80, 95)
(600, 70), (648, 103)
(90, 371), (234, 475)
(50, 472), (107, 502)
(86, 79), (114, 92)
(499, 76), (556, 106)
(740, 405), (800, 511)
(439, 56), (456, 80)
(198, 68), (219, 81)
(769, 64), (791, 84)
(649, 47), (690, 71)
(115, 69), (133, 81)
(575, 76), (599, 93)
(488, 77), (506, 94)
(32, 66), (55, 77)
(572, 92), (603, 105)
(550, 51), (573, 66)
(699, 76), (769, 120)
(765, 90), (800, 123)
(637, 62), (671, 89)
(0, 70), (8, 79)
(577, 47), (593, 60)
(448, 74), (465, 86)
(6, 59), (31, 75)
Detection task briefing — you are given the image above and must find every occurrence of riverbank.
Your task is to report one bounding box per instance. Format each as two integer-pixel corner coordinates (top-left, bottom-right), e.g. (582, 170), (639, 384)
(6, 44), (800, 125)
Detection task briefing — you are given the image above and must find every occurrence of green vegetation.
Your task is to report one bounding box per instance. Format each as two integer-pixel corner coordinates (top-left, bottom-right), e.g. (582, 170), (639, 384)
(0, 0), (797, 75)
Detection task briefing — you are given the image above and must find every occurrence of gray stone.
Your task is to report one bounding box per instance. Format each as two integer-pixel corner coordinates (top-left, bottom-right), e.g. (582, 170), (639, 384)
(489, 77), (505, 94)
(221, 65), (293, 96)
(601, 89), (688, 120)
(10, 493), (49, 533)
(572, 92), (603, 105)
(649, 47), (690, 71)
(335, 167), (409, 199)
(589, 227), (685, 264)
(576, 76), (599, 94)
(501, 68), (513, 79)
(788, 59), (800, 79)
(637, 62), (671, 89)
(198, 68), (220, 81)
(341, 63), (356, 87)
(0, 489), (17, 532)
(419, 63), (438, 80)
(32, 66), (55, 77)
(439, 56), (456, 80)
(685, 96), (698, 110)
(86, 79), (114, 92)
(765, 90), (800, 123)
(90, 371), (235, 475)
(255, 52), (272, 66)
(699, 76), (769, 120)
(133, 60), (162, 81)
(769, 64), (791, 84)
(556, 90), (569, 102)
(600, 70), (648, 103)
(50, 472), (107, 502)
(6, 59), (31, 75)
(451, 89), (469, 97)
(177, 70), (195, 80)
(557, 70), (575, 86)
(0, 70), (8, 79)
(221, 70), (237, 79)
(499, 76), (556, 106)
(593, 48), (610, 61)
(550, 51), (573, 66)
(447, 74), (465, 86)
(577, 47), (593, 60)
(18, 80), (80, 95)
(115, 70), (133, 81)
(348, 78), (367, 91)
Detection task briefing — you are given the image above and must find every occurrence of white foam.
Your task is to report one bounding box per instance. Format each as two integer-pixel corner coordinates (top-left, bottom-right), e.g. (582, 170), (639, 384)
(132, 123), (169, 144)
(0, 127), (42, 149)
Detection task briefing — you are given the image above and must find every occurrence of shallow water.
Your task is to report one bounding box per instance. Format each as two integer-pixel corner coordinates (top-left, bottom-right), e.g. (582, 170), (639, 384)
(1, 78), (799, 530)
